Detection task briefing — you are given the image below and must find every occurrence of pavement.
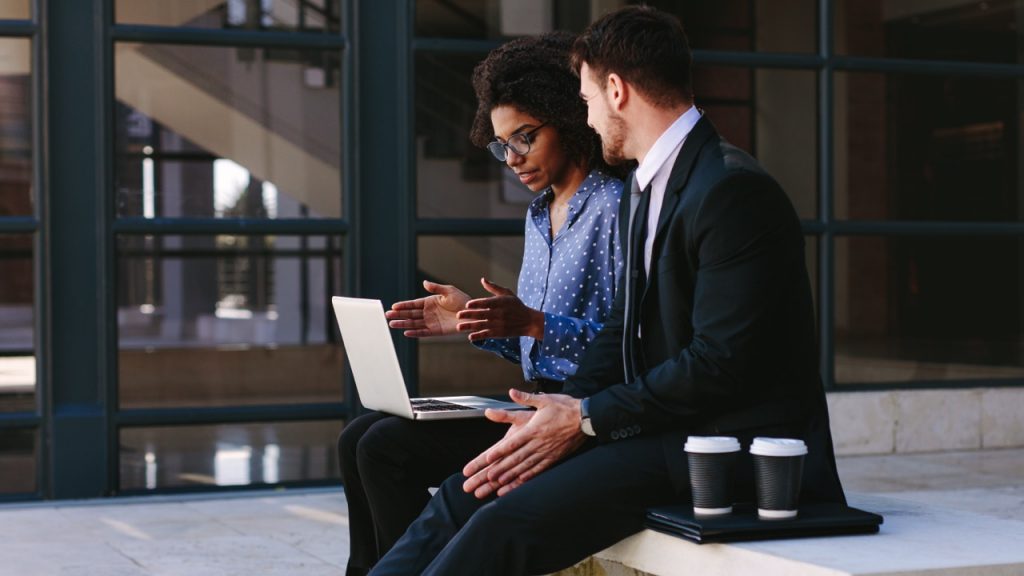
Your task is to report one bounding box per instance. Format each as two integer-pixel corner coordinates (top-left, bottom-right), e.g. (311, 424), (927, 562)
(0, 448), (1021, 575)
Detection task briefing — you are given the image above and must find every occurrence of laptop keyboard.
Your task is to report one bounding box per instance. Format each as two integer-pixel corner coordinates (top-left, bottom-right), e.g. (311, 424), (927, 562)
(410, 398), (476, 412)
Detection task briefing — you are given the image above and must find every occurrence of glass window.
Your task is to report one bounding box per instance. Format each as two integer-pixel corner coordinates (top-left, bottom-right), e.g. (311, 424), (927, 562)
(116, 234), (344, 408)
(838, 0), (1024, 64)
(835, 236), (1024, 385)
(114, 43), (342, 219)
(416, 0), (563, 38)
(654, 0), (816, 53)
(0, 234), (33, 413)
(417, 235), (526, 397)
(0, 38), (32, 217)
(696, 65), (818, 219)
(0, 1), (29, 19)
(416, 0), (816, 52)
(0, 428), (34, 494)
(415, 56), (816, 220)
(115, 0), (342, 34)
(416, 51), (531, 220)
(119, 420), (341, 491)
(835, 71), (1024, 221)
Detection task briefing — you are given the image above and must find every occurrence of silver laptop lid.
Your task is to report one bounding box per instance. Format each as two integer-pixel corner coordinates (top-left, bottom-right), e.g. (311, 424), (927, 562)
(331, 296), (415, 418)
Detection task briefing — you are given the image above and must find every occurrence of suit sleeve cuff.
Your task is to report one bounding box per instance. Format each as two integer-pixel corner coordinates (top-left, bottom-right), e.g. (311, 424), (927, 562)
(588, 387), (645, 442)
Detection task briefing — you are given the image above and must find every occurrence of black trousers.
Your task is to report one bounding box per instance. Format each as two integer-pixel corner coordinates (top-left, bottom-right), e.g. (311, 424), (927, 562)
(369, 434), (683, 576)
(337, 411), (507, 576)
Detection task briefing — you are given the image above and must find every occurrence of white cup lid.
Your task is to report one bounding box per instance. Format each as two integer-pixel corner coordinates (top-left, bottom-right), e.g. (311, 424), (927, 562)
(750, 437), (807, 457)
(684, 436), (741, 453)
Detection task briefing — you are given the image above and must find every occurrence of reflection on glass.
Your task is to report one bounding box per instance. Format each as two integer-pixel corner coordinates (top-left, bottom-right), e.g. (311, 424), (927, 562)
(696, 65), (817, 219)
(0, 234), (34, 413)
(116, 234), (344, 408)
(655, 0), (816, 52)
(414, 55), (816, 220)
(415, 0), (815, 51)
(120, 420), (341, 490)
(835, 71), (1024, 221)
(114, 42), (342, 219)
(838, 1), (1024, 63)
(415, 51), (532, 220)
(835, 236), (1024, 384)
(0, 428), (35, 494)
(0, 1), (29, 19)
(0, 38), (32, 217)
(417, 235), (526, 396)
(415, 59), (816, 221)
(115, 0), (342, 33)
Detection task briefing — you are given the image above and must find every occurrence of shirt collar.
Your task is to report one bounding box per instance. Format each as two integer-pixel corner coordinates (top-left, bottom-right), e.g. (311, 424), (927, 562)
(635, 105), (702, 191)
(529, 169), (609, 217)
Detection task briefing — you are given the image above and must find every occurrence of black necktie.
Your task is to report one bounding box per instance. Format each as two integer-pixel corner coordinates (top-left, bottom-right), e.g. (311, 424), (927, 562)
(622, 183), (651, 383)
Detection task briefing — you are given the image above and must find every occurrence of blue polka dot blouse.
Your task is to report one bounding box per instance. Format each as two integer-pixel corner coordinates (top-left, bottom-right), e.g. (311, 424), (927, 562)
(476, 170), (624, 382)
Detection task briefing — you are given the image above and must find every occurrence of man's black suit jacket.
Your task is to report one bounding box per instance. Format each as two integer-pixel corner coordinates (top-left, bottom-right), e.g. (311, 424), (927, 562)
(564, 116), (845, 505)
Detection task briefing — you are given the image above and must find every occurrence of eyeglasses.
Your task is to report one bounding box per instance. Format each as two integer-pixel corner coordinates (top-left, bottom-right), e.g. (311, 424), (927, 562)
(487, 123), (547, 161)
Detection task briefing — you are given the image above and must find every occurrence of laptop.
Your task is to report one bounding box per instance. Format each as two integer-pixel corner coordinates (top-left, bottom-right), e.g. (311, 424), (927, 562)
(331, 296), (529, 420)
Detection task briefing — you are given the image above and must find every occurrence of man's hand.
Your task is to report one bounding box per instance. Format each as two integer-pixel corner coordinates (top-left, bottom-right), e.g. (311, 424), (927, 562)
(385, 280), (471, 337)
(462, 389), (586, 498)
(456, 278), (545, 341)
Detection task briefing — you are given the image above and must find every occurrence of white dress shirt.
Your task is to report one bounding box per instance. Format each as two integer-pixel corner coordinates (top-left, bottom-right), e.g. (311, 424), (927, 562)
(634, 105), (702, 276)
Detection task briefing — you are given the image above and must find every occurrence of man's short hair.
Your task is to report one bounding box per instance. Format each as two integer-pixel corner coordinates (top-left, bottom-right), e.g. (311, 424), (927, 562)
(571, 5), (694, 107)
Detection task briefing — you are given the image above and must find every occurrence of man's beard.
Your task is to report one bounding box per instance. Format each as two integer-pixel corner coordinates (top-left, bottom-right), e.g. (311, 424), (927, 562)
(600, 113), (628, 165)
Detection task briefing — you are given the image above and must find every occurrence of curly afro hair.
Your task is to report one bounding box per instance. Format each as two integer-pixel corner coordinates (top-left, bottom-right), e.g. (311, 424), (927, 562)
(470, 32), (625, 177)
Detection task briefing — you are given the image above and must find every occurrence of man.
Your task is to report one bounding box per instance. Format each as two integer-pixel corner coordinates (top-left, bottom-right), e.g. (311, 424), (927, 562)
(369, 6), (845, 575)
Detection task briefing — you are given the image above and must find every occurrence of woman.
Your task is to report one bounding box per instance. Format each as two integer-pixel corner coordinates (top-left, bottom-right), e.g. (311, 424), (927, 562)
(337, 32), (628, 576)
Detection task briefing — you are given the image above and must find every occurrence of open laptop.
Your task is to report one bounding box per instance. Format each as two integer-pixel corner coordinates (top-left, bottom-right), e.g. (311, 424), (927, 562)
(331, 296), (528, 420)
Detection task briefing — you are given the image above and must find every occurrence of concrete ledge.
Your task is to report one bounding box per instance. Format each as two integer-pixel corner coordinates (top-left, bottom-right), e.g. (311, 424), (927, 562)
(556, 493), (1024, 576)
(827, 388), (1024, 456)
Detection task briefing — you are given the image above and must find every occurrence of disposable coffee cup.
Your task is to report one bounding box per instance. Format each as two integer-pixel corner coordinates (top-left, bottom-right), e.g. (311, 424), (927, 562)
(684, 436), (741, 516)
(750, 437), (807, 520)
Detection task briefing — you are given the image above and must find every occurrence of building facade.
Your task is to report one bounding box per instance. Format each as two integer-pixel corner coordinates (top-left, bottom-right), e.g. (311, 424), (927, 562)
(1, 0), (1023, 500)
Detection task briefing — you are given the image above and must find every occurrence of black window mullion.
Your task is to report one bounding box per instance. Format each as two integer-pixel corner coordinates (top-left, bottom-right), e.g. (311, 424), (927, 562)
(416, 218), (522, 236)
(0, 217), (38, 233)
(819, 0), (834, 390)
(45, 0), (112, 499)
(111, 23), (347, 50)
(831, 221), (1024, 236)
(116, 403), (347, 427)
(113, 217), (350, 236)
(0, 413), (39, 427)
(32, 0), (46, 499)
(0, 20), (35, 36)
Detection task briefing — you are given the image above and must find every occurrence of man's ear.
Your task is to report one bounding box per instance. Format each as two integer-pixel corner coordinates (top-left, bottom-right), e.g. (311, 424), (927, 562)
(606, 72), (627, 111)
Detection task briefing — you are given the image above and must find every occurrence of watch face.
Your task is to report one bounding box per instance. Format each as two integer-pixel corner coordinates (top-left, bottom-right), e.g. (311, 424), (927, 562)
(581, 418), (596, 437)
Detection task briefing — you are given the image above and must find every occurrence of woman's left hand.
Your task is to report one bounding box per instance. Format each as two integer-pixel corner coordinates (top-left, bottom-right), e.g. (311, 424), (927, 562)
(455, 278), (545, 341)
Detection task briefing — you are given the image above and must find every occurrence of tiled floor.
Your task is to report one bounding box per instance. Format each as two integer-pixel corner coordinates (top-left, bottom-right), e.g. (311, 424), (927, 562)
(0, 492), (350, 575)
(0, 448), (1021, 575)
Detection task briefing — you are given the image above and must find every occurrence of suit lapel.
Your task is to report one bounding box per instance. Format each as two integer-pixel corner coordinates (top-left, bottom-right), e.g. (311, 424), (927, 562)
(641, 116), (718, 302)
(652, 116), (716, 245)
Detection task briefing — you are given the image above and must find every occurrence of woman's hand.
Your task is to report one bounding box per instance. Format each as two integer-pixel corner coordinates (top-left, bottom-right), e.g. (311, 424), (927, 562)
(455, 278), (545, 341)
(385, 280), (471, 337)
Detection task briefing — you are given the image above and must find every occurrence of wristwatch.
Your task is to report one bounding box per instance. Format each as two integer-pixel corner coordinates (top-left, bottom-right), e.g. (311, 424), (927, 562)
(579, 397), (596, 437)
